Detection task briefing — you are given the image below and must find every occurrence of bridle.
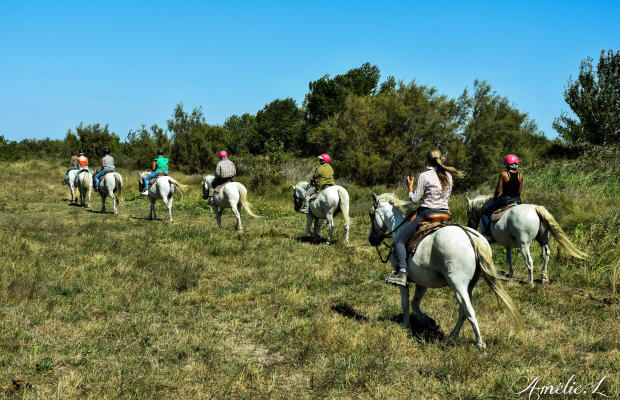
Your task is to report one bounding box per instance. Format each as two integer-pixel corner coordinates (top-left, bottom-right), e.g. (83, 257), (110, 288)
(369, 201), (415, 264)
(466, 206), (480, 229)
(292, 189), (303, 212)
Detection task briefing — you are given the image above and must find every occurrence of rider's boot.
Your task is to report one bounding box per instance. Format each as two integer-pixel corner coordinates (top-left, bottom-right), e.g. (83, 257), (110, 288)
(141, 188), (149, 196)
(94, 187), (99, 193)
(61, 180), (66, 185)
(385, 270), (408, 286)
(299, 202), (309, 214)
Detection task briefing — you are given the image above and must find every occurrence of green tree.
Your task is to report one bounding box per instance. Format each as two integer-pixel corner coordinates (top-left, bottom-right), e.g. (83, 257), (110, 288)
(67, 123), (120, 160)
(461, 80), (543, 187)
(167, 103), (227, 174)
(223, 113), (257, 155)
(553, 49), (620, 145)
(126, 124), (169, 169)
(304, 62), (381, 128)
(253, 98), (304, 156)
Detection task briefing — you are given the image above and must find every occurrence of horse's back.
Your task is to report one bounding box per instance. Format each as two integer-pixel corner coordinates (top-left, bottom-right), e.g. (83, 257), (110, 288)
(496, 204), (541, 243)
(410, 227), (478, 285)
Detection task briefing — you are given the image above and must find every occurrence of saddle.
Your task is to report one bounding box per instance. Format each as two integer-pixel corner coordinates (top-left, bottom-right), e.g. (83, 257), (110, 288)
(405, 213), (452, 258)
(148, 173), (166, 186)
(77, 169), (89, 176)
(490, 199), (521, 223)
(214, 180), (231, 194)
(308, 185), (332, 202)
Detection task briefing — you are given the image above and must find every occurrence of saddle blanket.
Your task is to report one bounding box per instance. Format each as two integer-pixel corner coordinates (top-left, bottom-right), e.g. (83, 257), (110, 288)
(214, 180), (231, 194)
(490, 200), (521, 223)
(148, 174), (167, 186)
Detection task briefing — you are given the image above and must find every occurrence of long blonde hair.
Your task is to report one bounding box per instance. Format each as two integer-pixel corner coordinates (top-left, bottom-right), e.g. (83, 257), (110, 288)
(427, 148), (464, 192)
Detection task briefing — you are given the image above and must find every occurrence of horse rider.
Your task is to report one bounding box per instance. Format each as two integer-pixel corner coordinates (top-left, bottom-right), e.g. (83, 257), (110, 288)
(208, 151), (235, 205)
(94, 148), (115, 193)
(141, 149), (169, 195)
(299, 154), (335, 214)
(73, 149), (93, 182)
(481, 154), (523, 241)
(386, 148), (464, 286)
(61, 150), (79, 185)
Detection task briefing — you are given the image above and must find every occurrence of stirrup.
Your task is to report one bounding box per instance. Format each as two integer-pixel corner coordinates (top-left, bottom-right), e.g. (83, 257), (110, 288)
(385, 271), (408, 287)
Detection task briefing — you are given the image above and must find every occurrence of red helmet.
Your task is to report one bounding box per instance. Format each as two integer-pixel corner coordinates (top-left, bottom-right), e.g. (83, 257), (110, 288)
(505, 154), (519, 165)
(219, 151), (228, 158)
(318, 154), (331, 163)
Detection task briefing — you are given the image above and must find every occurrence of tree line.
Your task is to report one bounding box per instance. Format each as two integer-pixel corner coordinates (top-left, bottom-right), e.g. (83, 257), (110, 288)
(2, 51), (618, 188)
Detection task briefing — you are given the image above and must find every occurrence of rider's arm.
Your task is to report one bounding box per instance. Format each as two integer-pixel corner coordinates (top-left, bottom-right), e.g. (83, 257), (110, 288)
(519, 172), (523, 194)
(493, 172), (505, 201)
(409, 174), (425, 203)
(152, 160), (157, 172)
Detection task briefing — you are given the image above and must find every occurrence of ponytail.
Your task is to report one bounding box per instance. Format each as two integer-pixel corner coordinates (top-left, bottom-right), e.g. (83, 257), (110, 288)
(426, 148), (464, 192)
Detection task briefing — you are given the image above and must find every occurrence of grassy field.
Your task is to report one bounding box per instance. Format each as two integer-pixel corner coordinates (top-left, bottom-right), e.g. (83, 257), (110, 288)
(0, 159), (618, 399)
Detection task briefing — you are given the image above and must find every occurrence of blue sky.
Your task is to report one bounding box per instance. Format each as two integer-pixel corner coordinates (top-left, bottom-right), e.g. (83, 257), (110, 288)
(1, 0), (618, 142)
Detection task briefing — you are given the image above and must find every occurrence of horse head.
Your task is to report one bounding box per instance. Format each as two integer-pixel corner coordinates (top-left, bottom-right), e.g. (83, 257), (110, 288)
(202, 175), (215, 199)
(291, 182), (308, 212)
(137, 171), (149, 192)
(466, 195), (492, 229)
(368, 193), (388, 246)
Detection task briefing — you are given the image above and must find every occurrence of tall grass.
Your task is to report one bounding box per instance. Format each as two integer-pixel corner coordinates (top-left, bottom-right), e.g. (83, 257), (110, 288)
(0, 159), (617, 398)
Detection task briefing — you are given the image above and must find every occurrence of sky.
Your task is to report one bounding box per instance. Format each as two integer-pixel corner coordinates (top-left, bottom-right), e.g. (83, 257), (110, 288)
(1, 0), (618, 142)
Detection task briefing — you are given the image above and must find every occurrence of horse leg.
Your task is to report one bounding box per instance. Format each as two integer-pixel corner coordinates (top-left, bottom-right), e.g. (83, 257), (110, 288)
(149, 197), (155, 220)
(305, 214), (315, 240)
(325, 213), (334, 244)
(506, 247), (514, 278)
(231, 201), (242, 231)
(214, 207), (222, 228)
(166, 194), (174, 222)
(312, 217), (321, 243)
(451, 284), (485, 349)
(399, 285), (411, 329)
(344, 220), (350, 245)
(110, 193), (117, 215)
(538, 232), (551, 284)
(448, 267), (482, 340)
(518, 241), (535, 286)
(411, 285), (435, 330)
(100, 193), (106, 214)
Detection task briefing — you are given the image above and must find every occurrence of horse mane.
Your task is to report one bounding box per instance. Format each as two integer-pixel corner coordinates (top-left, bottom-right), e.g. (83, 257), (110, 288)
(470, 195), (493, 217)
(371, 193), (417, 216)
(296, 181), (310, 190)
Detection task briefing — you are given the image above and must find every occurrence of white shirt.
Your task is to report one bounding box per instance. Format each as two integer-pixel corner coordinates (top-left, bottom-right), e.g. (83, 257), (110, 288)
(409, 167), (452, 209)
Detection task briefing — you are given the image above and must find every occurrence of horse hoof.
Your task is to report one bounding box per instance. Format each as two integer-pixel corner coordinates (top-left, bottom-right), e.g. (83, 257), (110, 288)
(427, 319), (438, 330)
(542, 278), (550, 285)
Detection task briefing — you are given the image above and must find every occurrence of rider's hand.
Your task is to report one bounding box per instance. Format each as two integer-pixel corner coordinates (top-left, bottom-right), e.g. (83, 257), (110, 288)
(407, 176), (415, 192)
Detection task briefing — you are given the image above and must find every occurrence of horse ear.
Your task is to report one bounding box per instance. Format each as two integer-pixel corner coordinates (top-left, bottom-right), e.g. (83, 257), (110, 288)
(290, 184), (296, 190)
(466, 195), (471, 203)
(372, 193), (378, 203)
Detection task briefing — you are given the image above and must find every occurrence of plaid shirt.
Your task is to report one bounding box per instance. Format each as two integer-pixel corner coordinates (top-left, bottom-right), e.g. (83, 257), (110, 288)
(216, 158), (236, 179)
(409, 167), (452, 209)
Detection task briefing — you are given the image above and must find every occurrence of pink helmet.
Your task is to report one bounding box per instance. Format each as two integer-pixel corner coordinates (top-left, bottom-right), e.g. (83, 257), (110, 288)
(505, 154), (519, 165)
(318, 154), (331, 163)
(219, 151), (228, 158)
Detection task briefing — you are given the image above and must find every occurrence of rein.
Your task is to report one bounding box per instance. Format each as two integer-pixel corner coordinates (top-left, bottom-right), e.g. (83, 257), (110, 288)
(369, 204), (415, 264)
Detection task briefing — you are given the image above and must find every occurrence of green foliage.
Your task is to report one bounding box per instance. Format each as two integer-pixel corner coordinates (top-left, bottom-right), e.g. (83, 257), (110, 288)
(460, 79), (543, 187)
(0, 136), (64, 161)
(304, 62), (381, 128)
(65, 123), (121, 161)
(223, 113), (257, 155)
(168, 103), (228, 174)
(253, 98), (304, 156)
(125, 124), (169, 170)
(553, 49), (620, 145)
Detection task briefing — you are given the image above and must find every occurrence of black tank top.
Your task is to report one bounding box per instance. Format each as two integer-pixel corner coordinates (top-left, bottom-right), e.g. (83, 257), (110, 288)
(501, 172), (520, 198)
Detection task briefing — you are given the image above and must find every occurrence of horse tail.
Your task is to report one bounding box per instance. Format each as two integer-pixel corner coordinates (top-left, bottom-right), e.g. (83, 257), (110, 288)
(474, 235), (525, 333)
(114, 173), (125, 206)
(337, 187), (350, 225)
(238, 185), (260, 218)
(535, 206), (587, 259)
(168, 177), (191, 200)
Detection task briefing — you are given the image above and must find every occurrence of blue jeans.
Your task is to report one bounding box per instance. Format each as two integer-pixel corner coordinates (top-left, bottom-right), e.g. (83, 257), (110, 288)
(481, 197), (521, 233)
(393, 208), (449, 272)
(95, 167), (115, 187)
(144, 170), (168, 190)
(65, 166), (78, 180)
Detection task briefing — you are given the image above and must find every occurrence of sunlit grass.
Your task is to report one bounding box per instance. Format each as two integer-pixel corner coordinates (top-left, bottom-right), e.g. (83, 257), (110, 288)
(0, 159), (617, 399)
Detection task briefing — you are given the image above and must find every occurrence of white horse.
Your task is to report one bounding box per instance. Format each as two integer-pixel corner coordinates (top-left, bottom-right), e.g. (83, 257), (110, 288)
(75, 170), (92, 208)
(95, 169), (125, 214)
(466, 195), (587, 285)
(65, 169), (78, 204)
(138, 172), (190, 222)
(202, 175), (259, 231)
(369, 193), (523, 349)
(291, 182), (350, 245)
